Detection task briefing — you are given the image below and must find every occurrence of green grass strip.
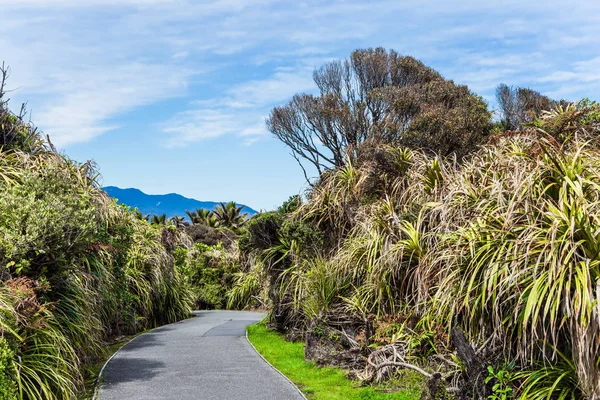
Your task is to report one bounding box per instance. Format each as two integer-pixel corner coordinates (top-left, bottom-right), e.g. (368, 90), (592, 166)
(246, 321), (421, 400)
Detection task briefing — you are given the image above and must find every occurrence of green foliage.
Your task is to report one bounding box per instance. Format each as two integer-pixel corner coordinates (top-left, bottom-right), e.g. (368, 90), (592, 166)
(183, 243), (239, 309)
(279, 219), (323, 252)
(278, 195), (302, 214)
(0, 134), (193, 398)
(234, 103), (600, 397)
(485, 364), (515, 400)
(184, 223), (233, 246)
(227, 259), (265, 309)
(247, 322), (421, 400)
(0, 158), (98, 275)
(578, 98), (600, 124)
(238, 211), (283, 253)
(0, 338), (16, 400)
(185, 208), (220, 228)
(150, 213), (167, 225)
(212, 201), (248, 230)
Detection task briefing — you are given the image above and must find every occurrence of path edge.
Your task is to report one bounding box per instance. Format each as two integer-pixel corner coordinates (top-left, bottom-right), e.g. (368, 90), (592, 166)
(244, 320), (308, 400)
(92, 333), (140, 400)
(92, 315), (193, 400)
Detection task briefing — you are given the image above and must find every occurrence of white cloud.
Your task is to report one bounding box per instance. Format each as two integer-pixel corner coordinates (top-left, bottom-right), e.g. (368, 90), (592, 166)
(538, 57), (600, 83)
(224, 68), (314, 108)
(538, 57), (600, 100)
(2, 0), (600, 148)
(162, 109), (242, 145)
(36, 63), (192, 147)
(162, 66), (315, 146)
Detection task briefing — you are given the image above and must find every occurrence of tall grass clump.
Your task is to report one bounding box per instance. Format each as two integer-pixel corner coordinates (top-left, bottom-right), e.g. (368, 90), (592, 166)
(425, 132), (600, 398)
(232, 100), (600, 399)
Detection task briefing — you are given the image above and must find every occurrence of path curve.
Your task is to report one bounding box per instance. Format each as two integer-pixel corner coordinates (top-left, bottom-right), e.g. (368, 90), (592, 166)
(98, 311), (305, 400)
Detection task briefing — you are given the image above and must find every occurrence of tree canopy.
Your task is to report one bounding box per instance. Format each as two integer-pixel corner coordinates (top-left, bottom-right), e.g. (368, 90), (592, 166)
(268, 48), (491, 179)
(495, 83), (563, 130)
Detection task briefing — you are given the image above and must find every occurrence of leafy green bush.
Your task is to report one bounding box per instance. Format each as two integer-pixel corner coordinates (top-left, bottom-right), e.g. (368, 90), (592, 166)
(277, 195), (302, 214)
(238, 212), (283, 253)
(183, 243), (239, 309)
(0, 157), (98, 274)
(279, 219), (322, 252)
(184, 223), (235, 247)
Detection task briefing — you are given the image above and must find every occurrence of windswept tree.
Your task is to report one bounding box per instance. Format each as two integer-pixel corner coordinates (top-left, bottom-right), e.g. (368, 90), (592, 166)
(267, 48), (491, 179)
(495, 83), (563, 130)
(213, 201), (248, 229)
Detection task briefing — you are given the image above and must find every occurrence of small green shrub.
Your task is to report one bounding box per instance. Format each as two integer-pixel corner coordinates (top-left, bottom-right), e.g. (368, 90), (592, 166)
(485, 364), (515, 400)
(184, 224), (234, 246)
(279, 219), (322, 251)
(184, 243), (240, 309)
(238, 212), (283, 252)
(277, 195), (302, 214)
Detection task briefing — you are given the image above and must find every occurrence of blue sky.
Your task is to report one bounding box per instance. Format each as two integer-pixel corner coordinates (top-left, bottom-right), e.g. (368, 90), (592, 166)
(1, 0), (599, 210)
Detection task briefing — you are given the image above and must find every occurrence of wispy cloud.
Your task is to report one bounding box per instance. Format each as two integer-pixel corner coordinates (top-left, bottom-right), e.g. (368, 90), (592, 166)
(538, 57), (600, 83)
(162, 66), (315, 146)
(36, 63), (193, 146)
(538, 57), (600, 100)
(1, 0), (599, 148)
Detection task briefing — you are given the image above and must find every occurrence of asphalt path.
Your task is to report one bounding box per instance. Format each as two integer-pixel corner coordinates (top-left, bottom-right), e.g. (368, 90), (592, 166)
(98, 310), (305, 400)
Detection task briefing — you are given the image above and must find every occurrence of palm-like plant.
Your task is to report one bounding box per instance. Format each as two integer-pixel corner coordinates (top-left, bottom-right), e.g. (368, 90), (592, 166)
(150, 213), (167, 225)
(169, 215), (187, 229)
(213, 201), (248, 229)
(185, 208), (219, 227)
(135, 210), (150, 221)
(185, 208), (207, 223)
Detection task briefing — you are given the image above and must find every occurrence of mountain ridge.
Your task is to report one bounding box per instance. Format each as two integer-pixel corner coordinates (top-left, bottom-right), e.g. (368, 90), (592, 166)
(103, 186), (257, 219)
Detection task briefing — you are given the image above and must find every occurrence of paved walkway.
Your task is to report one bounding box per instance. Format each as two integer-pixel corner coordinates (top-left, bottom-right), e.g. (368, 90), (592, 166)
(98, 311), (304, 400)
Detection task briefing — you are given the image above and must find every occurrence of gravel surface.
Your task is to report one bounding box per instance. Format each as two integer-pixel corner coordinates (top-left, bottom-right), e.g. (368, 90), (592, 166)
(98, 310), (305, 400)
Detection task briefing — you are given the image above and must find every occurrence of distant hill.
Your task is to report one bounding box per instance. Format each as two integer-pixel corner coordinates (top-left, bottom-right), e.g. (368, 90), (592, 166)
(103, 186), (257, 219)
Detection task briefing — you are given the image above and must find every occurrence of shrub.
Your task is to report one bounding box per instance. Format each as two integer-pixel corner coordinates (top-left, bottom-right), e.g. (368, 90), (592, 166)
(279, 219), (322, 252)
(0, 155), (99, 276)
(0, 146), (193, 398)
(184, 243), (240, 309)
(277, 195), (302, 214)
(233, 101), (600, 398)
(238, 212), (283, 253)
(184, 224), (235, 247)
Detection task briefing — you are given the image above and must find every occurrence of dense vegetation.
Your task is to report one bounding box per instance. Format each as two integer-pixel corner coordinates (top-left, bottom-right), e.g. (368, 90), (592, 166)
(230, 50), (600, 399)
(2, 47), (600, 400)
(0, 67), (196, 399)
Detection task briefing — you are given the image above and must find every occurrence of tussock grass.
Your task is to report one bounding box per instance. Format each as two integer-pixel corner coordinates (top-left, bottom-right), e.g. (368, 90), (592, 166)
(235, 101), (600, 398)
